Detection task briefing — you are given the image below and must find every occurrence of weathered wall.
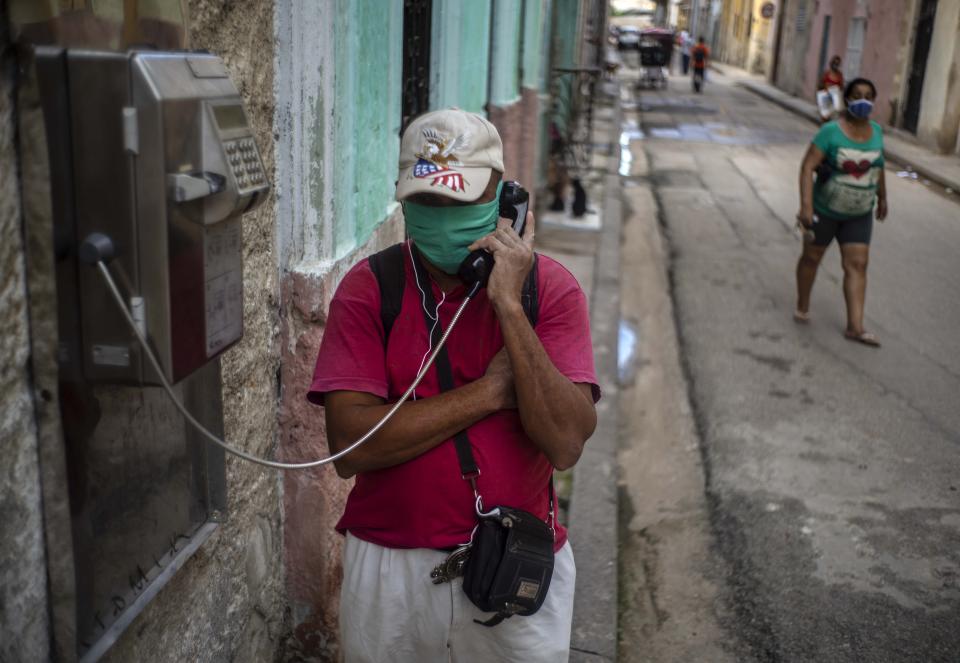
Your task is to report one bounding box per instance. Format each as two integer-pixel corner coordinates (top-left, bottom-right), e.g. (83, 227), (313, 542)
(0, 16), (52, 663)
(431, 0), (493, 114)
(489, 98), (527, 183)
(716, 0), (752, 69)
(887, 0), (920, 129)
(855, 1), (912, 127)
(773, 0), (814, 97)
(102, 2), (287, 660)
(746, 0), (777, 75)
(490, 0), (523, 107)
(489, 0), (526, 187)
(279, 213), (403, 661)
(800, 0), (906, 126)
(275, 1), (404, 659)
(332, 1), (403, 256)
(916, 1), (960, 153)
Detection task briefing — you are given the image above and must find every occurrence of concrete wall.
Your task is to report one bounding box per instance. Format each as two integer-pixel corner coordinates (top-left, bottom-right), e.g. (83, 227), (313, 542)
(103, 2), (288, 658)
(431, 0), (493, 113)
(0, 16), (52, 663)
(332, 0), (404, 255)
(716, 0), (752, 69)
(520, 0), (546, 201)
(6, 0), (287, 659)
(746, 0), (777, 75)
(531, 0), (554, 190)
(799, 0), (909, 126)
(491, 0), (523, 107)
(916, 1), (960, 153)
(276, 2), (404, 659)
(773, 0), (814, 96)
(490, 0), (525, 184)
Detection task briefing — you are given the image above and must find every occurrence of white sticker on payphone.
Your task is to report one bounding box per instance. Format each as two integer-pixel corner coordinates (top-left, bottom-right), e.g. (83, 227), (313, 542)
(204, 220), (243, 356)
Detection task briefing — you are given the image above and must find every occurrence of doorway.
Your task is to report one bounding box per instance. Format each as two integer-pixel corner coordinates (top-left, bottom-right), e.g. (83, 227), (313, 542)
(844, 17), (866, 80)
(817, 15), (832, 83)
(903, 0), (938, 134)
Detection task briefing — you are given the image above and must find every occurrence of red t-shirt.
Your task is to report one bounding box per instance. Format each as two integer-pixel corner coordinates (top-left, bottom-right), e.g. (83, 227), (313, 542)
(822, 70), (844, 90)
(308, 241), (599, 552)
(692, 44), (709, 69)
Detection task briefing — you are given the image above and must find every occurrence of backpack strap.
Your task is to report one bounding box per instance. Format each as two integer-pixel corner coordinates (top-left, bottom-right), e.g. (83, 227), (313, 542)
(367, 243), (406, 342)
(370, 242), (540, 346)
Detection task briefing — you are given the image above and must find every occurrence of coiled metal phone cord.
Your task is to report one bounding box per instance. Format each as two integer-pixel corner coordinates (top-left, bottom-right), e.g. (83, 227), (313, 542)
(95, 259), (475, 470)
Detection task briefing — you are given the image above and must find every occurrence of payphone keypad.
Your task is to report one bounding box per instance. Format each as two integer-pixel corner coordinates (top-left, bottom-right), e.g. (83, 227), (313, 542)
(225, 137), (266, 191)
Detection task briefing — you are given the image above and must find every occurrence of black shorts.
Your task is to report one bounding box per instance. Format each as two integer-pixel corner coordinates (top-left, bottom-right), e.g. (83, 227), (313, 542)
(811, 210), (873, 246)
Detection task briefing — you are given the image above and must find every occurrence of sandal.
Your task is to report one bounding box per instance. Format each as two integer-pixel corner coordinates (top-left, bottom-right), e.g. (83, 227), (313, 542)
(844, 330), (881, 347)
(793, 310), (810, 324)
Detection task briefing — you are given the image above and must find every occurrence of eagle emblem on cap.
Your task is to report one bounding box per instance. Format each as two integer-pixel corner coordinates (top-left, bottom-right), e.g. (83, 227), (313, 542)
(413, 128), (470, 192)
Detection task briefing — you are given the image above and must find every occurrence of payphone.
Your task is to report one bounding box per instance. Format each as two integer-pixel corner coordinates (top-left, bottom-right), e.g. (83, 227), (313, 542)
(37, 48), (268, 385)
(33, 48), (269, 660)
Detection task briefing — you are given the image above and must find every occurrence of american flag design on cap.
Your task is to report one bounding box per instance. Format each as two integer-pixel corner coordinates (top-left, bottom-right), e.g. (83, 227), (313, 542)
(413, 128), (469, 193)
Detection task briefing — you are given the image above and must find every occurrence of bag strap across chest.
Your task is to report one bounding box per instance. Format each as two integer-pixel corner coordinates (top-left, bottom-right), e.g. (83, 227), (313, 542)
(367, 241), (551, 495)
(367, 242), (539, 343)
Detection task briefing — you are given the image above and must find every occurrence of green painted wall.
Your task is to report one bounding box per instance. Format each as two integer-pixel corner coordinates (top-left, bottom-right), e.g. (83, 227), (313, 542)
(549, 0), (581, 134)
(538, 0), (555, 93)
(552, 0), (580, 71)
(490, 0), (522, 106)
(430, 0), (492, 114)
(536, 0), (555, 188)
(521, 0), (546, 91)
(332, 0), (403, 257)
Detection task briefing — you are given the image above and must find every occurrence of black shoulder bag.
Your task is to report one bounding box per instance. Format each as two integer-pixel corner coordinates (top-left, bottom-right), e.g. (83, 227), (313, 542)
(396, 246), (556, 628)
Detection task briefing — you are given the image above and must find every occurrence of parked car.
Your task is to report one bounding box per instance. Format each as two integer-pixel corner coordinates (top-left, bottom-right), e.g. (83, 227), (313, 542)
(617, 25), (641, 50)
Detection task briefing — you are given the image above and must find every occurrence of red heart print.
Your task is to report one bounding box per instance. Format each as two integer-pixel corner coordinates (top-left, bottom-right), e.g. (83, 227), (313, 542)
(841, 159), (871, 179)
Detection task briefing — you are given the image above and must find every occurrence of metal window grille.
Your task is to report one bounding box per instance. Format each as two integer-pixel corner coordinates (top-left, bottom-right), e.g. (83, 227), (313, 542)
(401, 0), (432, 132)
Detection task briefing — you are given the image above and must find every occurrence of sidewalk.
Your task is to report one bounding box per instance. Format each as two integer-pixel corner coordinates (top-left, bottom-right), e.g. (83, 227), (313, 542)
(535, 83), (623, 662)
(712, 62), (960, 194)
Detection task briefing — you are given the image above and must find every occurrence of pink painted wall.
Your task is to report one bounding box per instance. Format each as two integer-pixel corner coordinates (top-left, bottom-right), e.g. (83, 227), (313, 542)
(802, 0), (910, 126)
(279, 217), (404, 660)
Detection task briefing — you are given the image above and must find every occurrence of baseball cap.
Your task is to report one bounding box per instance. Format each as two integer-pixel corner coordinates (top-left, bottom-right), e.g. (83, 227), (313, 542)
(396, 108), (504, 203)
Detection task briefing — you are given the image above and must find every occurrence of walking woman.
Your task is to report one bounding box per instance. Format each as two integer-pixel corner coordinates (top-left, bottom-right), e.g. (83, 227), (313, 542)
(795, 78), (888, 346)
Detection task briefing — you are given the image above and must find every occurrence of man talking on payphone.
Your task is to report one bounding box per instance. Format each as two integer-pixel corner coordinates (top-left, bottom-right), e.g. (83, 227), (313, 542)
(308, 108), (598, 662)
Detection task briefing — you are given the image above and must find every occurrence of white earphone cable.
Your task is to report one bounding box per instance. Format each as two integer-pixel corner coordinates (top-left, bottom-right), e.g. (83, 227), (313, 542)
(409, 241), (448, 400)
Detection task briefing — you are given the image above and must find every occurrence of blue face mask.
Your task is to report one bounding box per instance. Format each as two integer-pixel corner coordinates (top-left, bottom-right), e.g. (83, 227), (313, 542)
(847, 99), (874, 119)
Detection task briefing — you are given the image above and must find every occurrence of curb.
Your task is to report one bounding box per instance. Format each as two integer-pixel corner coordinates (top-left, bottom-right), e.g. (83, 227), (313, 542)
(737, 79), (960, 193)
(568, 98), (622, 663)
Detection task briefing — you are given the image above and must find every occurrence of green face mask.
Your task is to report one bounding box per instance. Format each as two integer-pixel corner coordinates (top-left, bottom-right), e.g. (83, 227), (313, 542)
(403, 181), (503, 275)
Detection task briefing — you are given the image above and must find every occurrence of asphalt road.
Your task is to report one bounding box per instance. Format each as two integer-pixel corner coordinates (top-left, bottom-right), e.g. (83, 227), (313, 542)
(622, 60), (960, 662)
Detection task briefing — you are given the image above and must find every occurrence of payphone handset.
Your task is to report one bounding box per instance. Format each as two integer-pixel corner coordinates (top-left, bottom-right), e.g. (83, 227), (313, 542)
(457, 181), (529, 294)
(41, 49), (269, 386)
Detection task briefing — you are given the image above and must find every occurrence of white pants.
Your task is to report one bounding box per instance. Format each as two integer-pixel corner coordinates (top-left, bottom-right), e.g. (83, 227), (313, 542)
(339, 533), (576, 663)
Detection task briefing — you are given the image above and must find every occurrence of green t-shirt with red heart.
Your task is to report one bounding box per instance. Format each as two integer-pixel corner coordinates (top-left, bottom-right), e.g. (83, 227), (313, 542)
(812, 120), (884, 219)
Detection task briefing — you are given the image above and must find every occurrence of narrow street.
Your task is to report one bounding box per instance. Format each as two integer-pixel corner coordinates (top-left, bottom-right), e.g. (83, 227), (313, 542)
(617, 56), (960, 662)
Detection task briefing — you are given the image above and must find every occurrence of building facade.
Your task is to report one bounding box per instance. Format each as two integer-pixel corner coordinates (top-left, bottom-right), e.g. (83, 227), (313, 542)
(0, 0), (603, 661)
(770, 0), (960, 155)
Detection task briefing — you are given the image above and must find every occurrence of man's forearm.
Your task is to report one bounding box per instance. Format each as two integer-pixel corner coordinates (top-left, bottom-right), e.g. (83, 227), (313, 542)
(326, 377), (505, 478)
(495, 301), (597, 470)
